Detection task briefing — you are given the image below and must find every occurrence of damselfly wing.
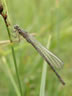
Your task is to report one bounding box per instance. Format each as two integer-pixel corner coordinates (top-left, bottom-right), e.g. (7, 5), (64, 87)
(27, 35), (64, 69)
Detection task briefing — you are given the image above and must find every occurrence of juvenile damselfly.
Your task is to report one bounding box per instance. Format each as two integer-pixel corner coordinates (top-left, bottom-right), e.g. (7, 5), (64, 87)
(14, 25), (65, 85)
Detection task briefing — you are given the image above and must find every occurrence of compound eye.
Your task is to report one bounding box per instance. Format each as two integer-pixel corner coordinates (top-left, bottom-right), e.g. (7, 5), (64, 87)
(14, 25), (19, 29)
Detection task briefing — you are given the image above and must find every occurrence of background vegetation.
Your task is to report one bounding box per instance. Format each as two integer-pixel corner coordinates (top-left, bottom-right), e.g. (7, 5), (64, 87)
(0, 0), (72, 96)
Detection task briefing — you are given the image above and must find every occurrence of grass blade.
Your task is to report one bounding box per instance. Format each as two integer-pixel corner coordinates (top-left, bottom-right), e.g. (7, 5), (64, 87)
(39, 35), (52, 96)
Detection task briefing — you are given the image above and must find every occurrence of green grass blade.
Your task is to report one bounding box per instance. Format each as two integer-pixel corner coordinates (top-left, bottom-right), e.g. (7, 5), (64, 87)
(40, 35), (52, 96)
(1, 56), (21, 96)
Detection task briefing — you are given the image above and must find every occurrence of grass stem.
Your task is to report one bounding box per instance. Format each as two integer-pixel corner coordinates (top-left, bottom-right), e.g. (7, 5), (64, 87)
(0, 1), (23, 96)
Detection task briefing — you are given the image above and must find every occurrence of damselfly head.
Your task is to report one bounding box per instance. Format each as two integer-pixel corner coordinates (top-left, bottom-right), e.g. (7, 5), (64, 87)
(14, 25), (19, 30)
(14, 25), (21, 34)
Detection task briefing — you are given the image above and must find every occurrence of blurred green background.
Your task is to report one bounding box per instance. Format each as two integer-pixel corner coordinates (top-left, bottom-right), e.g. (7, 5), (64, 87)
(0, 0), (72, 96)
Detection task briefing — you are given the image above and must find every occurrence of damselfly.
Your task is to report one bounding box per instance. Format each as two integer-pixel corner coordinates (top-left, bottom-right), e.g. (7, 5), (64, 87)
(14, 25), (65, 85)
